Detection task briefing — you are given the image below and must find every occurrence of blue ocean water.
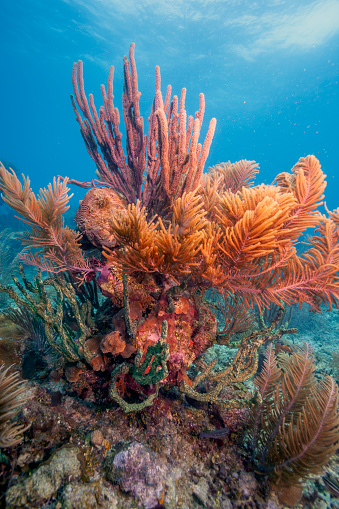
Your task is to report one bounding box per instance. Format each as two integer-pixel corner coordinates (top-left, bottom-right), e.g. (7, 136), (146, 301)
(1, 0), (338, 208)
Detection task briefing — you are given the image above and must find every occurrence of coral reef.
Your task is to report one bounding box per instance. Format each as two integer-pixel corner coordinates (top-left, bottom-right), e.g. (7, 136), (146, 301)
(0, 384), (275, 508)
(0, 43), (339, 509)
(1, 45), (339, 416)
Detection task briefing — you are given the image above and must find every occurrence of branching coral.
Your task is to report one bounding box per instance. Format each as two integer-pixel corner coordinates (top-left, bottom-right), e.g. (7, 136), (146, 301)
(0, 364), (30, 448)
(248, 343), (339, 506)
(0, 264), (95, 363)
(69, 43), (216, 213)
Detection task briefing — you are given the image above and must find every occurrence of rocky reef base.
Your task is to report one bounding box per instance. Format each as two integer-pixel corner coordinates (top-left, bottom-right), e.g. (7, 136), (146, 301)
(1, 379), (339, 509)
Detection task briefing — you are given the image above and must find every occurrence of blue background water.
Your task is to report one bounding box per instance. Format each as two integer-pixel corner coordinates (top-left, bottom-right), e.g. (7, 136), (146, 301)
(0, 0), (338, 209)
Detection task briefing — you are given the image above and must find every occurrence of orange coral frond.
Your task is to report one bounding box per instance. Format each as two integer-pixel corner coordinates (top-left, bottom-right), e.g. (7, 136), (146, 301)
(0, 163), (88, 275)
(276, 155), (326, 235)
(206, 159), (259, 193)
(199, 223), (225, 284)
(20, 251), (60, 273)
(171, 190), (207, 234)
(250, 343), (339, 490)
(217, 184), (296, 227)
(155, 191), (207, 274)
(0, 163), (43, 228)
(38, 177), (73, 225)
(325, 203), (339, 233)
(255, 343), (281, 401)
(198, 176), (221, 221)
(104, 200), (161, 272)
(105, 192), (210, 276)
(216, 186), (296, 268)
(0, 164), (73, 231)
(252, 245), (339, 312)
(108, 200), (158, 248)
(220, 219), (339, 312)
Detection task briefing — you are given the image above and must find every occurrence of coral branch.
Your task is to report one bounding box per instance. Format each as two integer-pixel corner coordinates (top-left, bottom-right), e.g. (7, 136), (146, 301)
(68, 43), (216, 214)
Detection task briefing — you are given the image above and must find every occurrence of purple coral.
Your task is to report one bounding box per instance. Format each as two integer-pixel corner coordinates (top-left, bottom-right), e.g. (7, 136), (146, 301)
(105, 441), (167, 509)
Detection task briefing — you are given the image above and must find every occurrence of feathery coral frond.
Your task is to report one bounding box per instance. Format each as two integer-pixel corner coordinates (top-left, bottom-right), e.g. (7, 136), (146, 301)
(0, 163), (72, 231)
(0, 163), (43, 228)
(105, 191), (209, 275)
(206, 160), (259, 193)
(0, 364), (30, 448)
(276, 375), (339, 484)
(38, 177), (72, 225)
(249, 344), (339, 491)
(275, 155), (326, 235)
(198, 176), (221, 221)
(155, 192), (207, 274)
(325, 204), (339, 231)
(104, 200), (160, 272)
(214, 291), (256, 336)
(199, 222), (225, 284)
(216, 185), (296, 267)
(0, 163), (95, 281)
(250, 343), (281, 459)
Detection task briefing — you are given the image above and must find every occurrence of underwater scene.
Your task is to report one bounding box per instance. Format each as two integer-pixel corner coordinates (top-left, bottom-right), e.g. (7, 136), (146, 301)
(1, 0), (339, 508)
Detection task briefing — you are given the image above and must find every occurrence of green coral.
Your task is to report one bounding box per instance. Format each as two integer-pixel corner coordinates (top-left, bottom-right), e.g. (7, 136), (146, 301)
(180, 308), (297, 408)
(109, 320), (170, 413)
(0, 264), (95, 363)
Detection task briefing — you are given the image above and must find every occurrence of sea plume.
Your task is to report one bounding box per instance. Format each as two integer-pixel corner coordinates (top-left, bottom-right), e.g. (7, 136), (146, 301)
(248, 343), (339, 505)
(0, 163), (96, 282)
(0, 364), (30, 448)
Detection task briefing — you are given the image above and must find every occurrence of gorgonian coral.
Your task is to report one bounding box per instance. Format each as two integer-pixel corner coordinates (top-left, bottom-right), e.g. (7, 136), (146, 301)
(0, 364), (30, 448)
(1, 45), (339, 413)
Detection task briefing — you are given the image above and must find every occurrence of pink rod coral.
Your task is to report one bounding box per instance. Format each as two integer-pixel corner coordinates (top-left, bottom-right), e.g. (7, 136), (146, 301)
(69, 43), (216, 214)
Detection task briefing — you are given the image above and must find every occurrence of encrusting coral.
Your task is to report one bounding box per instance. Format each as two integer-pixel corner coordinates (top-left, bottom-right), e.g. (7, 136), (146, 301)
(1, 44), (339, 415)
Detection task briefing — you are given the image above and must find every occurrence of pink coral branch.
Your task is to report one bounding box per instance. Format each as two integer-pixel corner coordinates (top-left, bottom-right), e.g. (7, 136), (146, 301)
(68, 43), (216, 214)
